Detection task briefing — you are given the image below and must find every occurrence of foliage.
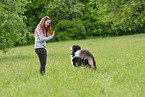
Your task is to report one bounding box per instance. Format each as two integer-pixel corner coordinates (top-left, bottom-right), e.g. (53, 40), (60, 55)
(95, 0), (145, 35)
(82, 0), (119, 37)
(1, 0), (145, 53)
(79, 0), (89, 4)
(82, 1), (104, 37)
(0, 0), (33, 53)
(45, 0), (85, 25)
(24, 0), (145, 42)
(54, 19), (86, 41)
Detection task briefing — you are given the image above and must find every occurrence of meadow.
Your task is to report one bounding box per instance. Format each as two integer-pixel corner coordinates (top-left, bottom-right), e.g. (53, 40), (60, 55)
(0, 34), (145, 97)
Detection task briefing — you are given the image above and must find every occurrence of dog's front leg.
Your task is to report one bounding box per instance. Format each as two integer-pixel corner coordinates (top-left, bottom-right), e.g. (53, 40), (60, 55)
(70, 55), (75, 68)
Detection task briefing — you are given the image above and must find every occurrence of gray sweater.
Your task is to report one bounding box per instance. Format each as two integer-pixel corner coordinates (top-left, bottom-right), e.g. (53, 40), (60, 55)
(35, 27), (53, 49)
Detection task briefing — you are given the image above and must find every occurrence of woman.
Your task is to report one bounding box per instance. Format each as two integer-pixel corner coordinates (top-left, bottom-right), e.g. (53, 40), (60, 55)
(34, 16), (55, 75)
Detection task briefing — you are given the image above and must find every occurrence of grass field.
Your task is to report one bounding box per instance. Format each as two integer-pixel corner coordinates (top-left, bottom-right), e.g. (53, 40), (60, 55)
(0, 34), (145, 97)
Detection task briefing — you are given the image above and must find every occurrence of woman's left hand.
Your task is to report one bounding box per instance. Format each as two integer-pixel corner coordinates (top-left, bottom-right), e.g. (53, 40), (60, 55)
(52, 31), (55, 37)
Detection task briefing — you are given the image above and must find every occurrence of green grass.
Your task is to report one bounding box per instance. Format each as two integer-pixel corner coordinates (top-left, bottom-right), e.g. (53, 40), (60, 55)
(0, 34), (145, 97)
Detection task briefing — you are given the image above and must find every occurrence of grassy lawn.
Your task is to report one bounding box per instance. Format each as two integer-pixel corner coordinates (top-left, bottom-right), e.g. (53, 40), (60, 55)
(0, 34), (145, 97)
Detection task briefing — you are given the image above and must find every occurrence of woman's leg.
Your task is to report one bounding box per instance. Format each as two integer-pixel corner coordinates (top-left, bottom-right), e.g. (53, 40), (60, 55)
(35, 48), (47, 75)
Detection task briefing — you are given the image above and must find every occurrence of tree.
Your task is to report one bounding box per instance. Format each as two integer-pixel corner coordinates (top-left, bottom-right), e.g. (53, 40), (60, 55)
(95, 0), (145, 34)
(82, 1), (105, 37)
(45, 0), (85, 25)
(0, 0), (32, 53)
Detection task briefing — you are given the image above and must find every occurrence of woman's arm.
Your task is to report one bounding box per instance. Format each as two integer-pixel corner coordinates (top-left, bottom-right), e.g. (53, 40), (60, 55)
(36, 30), (54, 42)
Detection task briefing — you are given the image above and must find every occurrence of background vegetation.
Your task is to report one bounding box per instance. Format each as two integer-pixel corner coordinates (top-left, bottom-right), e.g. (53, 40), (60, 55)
(0, 34), (145, 97)
(0, 0), (145, 52)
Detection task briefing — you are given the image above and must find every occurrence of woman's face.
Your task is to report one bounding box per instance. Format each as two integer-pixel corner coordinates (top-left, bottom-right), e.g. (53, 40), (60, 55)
(45, 20), (51, 27)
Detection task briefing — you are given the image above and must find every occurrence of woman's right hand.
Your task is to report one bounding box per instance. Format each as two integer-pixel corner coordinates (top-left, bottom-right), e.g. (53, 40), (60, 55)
(52, 31), (55, 37)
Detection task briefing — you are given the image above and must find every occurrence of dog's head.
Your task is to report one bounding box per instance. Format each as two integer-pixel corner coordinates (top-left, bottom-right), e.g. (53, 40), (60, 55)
(70, 45), (81, 56)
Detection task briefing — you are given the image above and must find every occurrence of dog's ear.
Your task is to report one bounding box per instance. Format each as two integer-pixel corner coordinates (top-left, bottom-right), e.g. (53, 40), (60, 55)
(77, 45), (81, 50)
(79, 46), (81, 50)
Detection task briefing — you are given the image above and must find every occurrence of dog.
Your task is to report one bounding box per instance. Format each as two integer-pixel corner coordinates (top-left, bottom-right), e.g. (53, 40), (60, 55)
(70, 45), (97, 70)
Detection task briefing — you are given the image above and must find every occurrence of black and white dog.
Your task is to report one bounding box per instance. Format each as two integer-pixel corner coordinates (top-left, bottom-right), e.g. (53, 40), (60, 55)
(70, 45), (97, 70)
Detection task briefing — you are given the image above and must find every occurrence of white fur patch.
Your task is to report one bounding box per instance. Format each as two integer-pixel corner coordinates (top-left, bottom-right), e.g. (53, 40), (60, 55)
(75, 50), (81, 57)
(70, 55), (75, 68)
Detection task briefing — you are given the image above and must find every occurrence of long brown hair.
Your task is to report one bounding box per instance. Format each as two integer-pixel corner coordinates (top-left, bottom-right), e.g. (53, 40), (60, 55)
(34, 16), (51, 37)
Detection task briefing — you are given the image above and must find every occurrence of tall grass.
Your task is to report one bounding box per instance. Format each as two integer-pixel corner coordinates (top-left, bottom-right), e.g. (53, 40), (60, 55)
(0, 34), (145, 97)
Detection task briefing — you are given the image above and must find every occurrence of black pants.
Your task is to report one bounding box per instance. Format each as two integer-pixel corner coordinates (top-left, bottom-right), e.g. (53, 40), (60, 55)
(35, 48), (47, 75)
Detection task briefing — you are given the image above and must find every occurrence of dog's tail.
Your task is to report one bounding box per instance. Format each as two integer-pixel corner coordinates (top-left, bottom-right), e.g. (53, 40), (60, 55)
(88, 56), (97, 70)
(92, 57), (97, 70)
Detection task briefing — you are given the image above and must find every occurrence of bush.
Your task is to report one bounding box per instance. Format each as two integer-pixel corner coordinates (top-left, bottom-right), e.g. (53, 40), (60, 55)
(97, 0), (145, 34)
(54, 19), (86, 41)
(45, 0), (85, 25)
(0, 0), (33, 53)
